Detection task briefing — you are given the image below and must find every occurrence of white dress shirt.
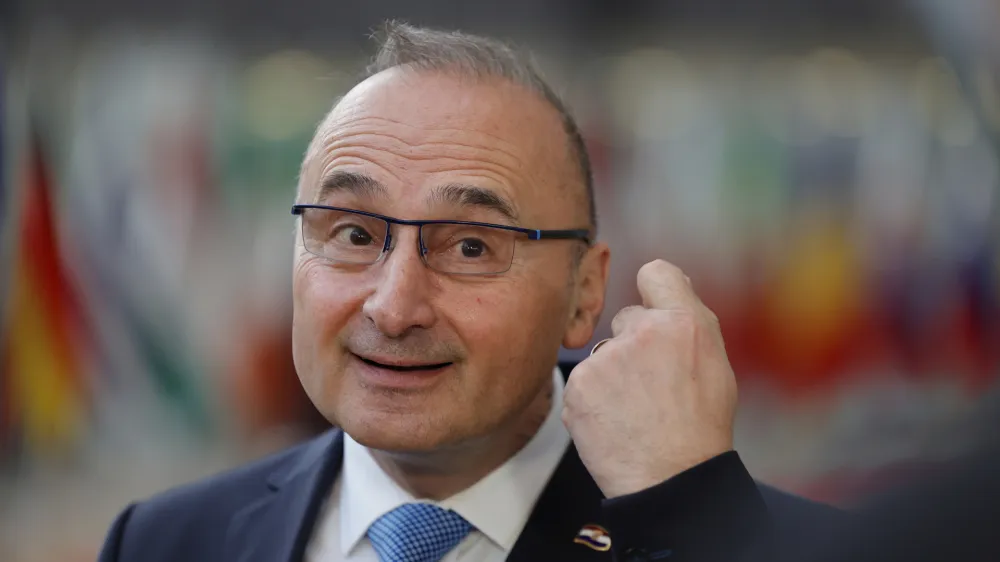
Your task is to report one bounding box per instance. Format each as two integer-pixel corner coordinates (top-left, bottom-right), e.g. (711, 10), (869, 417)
(305, 367), (571, 562)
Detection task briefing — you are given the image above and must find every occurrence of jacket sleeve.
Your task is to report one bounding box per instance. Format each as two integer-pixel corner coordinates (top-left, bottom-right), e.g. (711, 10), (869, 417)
(600, 452), (777, 562)
(97, 504), (137, 562)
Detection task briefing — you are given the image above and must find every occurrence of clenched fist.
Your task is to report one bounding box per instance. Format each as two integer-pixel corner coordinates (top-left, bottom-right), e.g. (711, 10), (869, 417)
(562, 259), (738, 498)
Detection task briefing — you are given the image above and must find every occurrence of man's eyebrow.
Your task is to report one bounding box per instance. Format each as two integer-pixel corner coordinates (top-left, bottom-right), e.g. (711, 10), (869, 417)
(316, 171), (387, 203)
(429, 184), (519, 223)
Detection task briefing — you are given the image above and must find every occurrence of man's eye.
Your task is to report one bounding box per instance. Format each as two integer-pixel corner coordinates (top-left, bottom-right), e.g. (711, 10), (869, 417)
(333, 225), (374, 246)
(458, 238), (487, 258)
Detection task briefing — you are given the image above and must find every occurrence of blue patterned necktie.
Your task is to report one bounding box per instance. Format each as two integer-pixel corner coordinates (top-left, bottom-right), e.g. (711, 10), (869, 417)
(367, 503), (474, 562)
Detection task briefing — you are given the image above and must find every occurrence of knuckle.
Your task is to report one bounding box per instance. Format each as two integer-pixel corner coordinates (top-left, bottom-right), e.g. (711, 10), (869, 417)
(622, 304), (644, 317)
(631, 326), (659, 348)
(611, 305), (642, 331)
(670, 306), (699, 325)
(631, 314), (670, 346)
(567, 361), (594, 389)
(560, 405), (573, 426)
(659, 309), (699, 342)
(704, 308), (721, 328)
(564, 365), (593, 412)
(691, 303), (722, 337)
(702, 303), (719, 323)
(561, 384), (577, 414)
(571, 353), (615, 389)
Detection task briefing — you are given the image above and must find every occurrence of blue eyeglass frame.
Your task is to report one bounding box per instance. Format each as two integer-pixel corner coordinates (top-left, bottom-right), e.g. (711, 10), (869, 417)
(290, 204), (593, 255)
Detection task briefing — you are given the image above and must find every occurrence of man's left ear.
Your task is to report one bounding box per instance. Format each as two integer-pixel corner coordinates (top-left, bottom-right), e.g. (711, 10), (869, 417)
(563, 242), (611, 349)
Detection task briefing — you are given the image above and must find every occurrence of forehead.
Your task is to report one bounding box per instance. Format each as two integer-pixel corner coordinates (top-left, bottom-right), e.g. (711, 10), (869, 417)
(302, 68), (579, 223)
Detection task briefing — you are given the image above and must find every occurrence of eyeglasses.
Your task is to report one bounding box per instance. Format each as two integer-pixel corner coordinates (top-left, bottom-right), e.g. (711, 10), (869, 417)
(291, 204), (591, 275)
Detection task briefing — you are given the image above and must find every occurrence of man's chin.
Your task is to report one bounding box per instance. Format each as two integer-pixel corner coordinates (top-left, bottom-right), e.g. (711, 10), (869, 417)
(342, 417), (459, 453)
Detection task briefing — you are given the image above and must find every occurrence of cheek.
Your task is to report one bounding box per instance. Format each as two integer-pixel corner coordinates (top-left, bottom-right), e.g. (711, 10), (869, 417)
(445, 279), (568, 360)
(292, 260), (367, 352)
(449, 283), (516, 323)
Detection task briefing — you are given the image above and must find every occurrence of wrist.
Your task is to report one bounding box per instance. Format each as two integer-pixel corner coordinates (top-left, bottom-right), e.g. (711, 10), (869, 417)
(599, 448), (736, 499)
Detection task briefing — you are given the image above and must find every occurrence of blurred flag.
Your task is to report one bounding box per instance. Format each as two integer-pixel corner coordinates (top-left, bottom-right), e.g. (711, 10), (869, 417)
(0, 62), (9, 456)
(61, 46), (219, 439)
(1, 132), (91, 458)
(762, 211), (866, 393)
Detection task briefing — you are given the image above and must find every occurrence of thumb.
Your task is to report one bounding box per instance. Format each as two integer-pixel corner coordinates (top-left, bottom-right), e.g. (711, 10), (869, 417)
(637, 259), (694, 310)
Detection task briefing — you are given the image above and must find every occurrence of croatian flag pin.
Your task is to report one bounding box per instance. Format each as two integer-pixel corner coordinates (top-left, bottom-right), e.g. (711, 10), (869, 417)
(574, 524), (612, 552)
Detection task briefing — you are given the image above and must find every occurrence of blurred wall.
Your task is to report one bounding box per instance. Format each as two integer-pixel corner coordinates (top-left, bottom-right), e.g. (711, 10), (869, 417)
(2, 1), (999, 561)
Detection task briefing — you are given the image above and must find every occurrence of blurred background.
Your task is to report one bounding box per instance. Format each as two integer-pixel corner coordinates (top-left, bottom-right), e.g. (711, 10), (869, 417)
(2, 0), (999, 560)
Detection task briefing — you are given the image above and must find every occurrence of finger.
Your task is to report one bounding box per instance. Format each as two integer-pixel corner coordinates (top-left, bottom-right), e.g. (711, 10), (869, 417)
(590, 338), (612, 356)
(610, 305), (645, 337)
(637, 259), (695, 310)
(577, 336), (623, 372)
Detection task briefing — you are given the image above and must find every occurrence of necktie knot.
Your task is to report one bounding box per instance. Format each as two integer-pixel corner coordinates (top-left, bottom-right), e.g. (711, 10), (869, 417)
(367, 503), (474, 562)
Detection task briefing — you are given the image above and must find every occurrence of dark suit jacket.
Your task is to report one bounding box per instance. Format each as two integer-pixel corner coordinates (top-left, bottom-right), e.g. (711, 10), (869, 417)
(675, 427), (1000, 562)
(98, 363), (840, 562)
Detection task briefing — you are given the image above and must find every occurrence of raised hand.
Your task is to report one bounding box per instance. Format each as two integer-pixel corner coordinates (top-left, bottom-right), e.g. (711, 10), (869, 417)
(562, 260), (738, 498)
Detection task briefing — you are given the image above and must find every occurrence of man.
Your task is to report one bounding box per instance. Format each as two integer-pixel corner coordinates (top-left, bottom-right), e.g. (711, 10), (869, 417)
(97, 22), (836, 562)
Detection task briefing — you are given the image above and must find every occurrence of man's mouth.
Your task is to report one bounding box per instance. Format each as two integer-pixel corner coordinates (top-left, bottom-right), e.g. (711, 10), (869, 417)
(354, 354), (453, 372)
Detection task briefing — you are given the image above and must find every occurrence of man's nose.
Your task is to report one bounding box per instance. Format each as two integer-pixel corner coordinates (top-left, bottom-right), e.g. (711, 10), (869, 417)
(362, 228), (437, 338)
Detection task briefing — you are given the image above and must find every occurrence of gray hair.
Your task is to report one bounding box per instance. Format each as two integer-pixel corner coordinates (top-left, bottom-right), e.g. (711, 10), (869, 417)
(363, 21), (597, 233)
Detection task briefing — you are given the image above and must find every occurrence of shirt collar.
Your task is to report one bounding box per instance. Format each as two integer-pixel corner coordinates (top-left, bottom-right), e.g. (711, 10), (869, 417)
(339, 366), (570, 555)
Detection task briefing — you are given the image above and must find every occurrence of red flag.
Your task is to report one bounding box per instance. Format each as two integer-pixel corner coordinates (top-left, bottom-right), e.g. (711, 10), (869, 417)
(1, 134), (90, 455)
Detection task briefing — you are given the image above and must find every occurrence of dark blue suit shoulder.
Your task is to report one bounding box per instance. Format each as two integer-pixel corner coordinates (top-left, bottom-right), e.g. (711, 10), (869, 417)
(138, 439), (312, 512)
(101, 437), (324, 562)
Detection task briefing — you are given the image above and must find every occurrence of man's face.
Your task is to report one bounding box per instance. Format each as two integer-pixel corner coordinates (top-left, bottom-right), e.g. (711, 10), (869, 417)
(292, 68), (606, 452)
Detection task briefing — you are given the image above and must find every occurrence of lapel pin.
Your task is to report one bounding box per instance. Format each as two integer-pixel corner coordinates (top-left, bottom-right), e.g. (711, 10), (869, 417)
(574, 524), (612, 552)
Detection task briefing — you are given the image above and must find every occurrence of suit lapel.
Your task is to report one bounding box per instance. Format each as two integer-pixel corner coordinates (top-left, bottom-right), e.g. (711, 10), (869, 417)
(506, 443), (613, 562)
(225, 430), (344, 562)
